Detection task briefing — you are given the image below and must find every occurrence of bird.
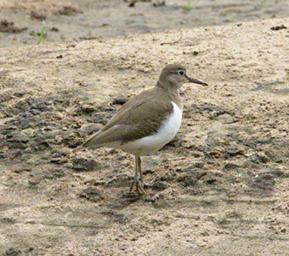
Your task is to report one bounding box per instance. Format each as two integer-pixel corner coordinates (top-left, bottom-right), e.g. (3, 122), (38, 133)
(82, 64), (208, 195)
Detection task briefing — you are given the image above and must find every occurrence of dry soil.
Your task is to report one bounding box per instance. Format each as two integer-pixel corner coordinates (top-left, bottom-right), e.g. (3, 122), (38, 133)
(0, 1), (289, 256)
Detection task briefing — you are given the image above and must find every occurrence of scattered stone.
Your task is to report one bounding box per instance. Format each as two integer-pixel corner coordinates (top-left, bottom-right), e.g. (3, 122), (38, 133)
(106, 174), (132, 188)
(28, 177), (42, 186)
(76, 104), (96, 114)
(58, 6), (80, 16)
(5, 248), (22, 256)
(80, 187), (104, 202)
(50, 156), (68, 164)
(224, 146), (245, 158)
(191, 161), (204, 169)
(152, 0), (166, 7)
(0, 151), (6, 159)
(128, 0), (137, 7)
(202, 174), (218, 185)
(89, 112), (113, 125)
(50, 27), (59, 32)
(112, 97), (128, 105)
(270, 25), (287, 31)
(0, 217), (17, 224)
(249, 152), (270, 164)
(62, 133), (82, 148)
(150, 180), (168, 191)
(79, 123), (102, 135)
(223, 161), (242, 170)
(177, 170), (198, 187)
(7, 133), (29, 144)
(72, 158), (100, 172)
(252, 172), (276, 190)
(30, 10), (47, 20)
(142, 158), (160, 173)
(43, 169), (65, 179)
(14, 167), (31, 174)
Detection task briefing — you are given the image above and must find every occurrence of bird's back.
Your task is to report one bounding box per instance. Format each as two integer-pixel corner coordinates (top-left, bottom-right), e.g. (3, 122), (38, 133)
(82, 86), (181, 148)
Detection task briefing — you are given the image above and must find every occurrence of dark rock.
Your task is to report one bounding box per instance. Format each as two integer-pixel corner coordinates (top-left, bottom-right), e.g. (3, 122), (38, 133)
(80, 187), (104, 202)
(0, 20), (27, 33)
(112, 97), (128, 105)
(31, 141), (50, 151)
(50, 157), (68, 164)
(249, 152), (270, 164)
(43, 169), (65, 179)
(50, 27), (59, 32)
(106, 174), (132, 188)
(271, 25), (287, 31)
(28, 177), (42, 186)
(50, 151), (68, 164)
(12, 98), (50, 117)
(152, 0), (166, 7)
(203, 176), (217, 184)
(252, 173), (276, 190)
(0, 217), (17, 224)
(72, 158), (100, 172)
(150, 181), (169, 191)
(5, 248), (22, 256)
(0, 151), (5, 159)
(14, 168), (31, 173)
(31, 99), (49, 112)
(62, 133), (82, 148)
(7, 133), (29, 143)
(79, 123), (102, 135)
(58, 6), (80, 16)
(100, 210), (128, 224)
(88, 112), (113, 125)
(268, 169), (287, 178)
(191, 161), (204, 168)
(142, 158), (160, 173)
(13, 91), (26, 98)
(223, 161), (242, 170)
(128, 0), (136, 7)
(30, 10), (46, 20)
(177, 169), (199, 187)
(225, 146), (244, 158)
(76, 104), (96, 114)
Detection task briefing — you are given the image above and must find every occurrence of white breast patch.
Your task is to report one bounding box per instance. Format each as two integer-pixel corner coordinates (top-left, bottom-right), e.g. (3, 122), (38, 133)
(120, 101), (183, 155)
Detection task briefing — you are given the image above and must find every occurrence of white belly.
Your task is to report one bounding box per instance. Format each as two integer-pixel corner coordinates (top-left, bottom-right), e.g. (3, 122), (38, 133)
(120, 101), (182, 155)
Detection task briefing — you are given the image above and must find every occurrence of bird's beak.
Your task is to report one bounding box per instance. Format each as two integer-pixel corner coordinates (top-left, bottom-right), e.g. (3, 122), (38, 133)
(185, 74), (208, 86)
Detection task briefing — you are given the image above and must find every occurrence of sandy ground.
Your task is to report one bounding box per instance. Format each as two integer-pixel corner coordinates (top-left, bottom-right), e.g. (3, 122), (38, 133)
(0, 1), (289, 256)
(1, 0), (289, 46)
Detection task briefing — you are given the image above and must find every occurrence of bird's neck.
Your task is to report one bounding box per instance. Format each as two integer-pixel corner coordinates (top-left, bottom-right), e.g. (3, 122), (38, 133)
(156, 81), (183, 109)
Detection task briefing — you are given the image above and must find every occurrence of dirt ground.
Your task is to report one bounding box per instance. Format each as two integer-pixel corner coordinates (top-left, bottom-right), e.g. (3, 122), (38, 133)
(1, 0), (289, 46)
(0, 1), (289, 256)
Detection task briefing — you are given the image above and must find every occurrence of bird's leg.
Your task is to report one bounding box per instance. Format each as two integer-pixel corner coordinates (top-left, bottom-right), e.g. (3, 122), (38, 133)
(129, 155), (139, 193)
(138, 157), (143, 184)
(136, 156), (146, 195)
(129, 155), (146, 195)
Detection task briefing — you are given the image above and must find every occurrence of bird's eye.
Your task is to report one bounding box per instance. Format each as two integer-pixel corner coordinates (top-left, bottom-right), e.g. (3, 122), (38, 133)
(178, 70), (185, 75)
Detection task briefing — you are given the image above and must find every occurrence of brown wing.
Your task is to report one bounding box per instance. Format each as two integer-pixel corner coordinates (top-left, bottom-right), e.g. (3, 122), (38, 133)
(82, 88), (173, 148)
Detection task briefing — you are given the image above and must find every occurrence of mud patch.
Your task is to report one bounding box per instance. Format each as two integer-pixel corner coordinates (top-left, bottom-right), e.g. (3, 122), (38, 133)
(0, 20), (27, 33)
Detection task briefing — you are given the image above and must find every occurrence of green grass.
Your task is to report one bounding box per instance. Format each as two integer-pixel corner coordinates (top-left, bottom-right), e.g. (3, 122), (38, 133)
(30, 22), (47, 43)
(184, 0), (193, 12)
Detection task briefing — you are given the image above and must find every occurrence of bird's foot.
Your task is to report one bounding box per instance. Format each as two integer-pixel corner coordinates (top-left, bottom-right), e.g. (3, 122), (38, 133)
(129, 179), (146, 196)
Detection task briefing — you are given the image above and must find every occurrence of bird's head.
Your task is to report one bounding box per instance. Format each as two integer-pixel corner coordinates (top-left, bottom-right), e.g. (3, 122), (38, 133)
(158, 63), (208, 89)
